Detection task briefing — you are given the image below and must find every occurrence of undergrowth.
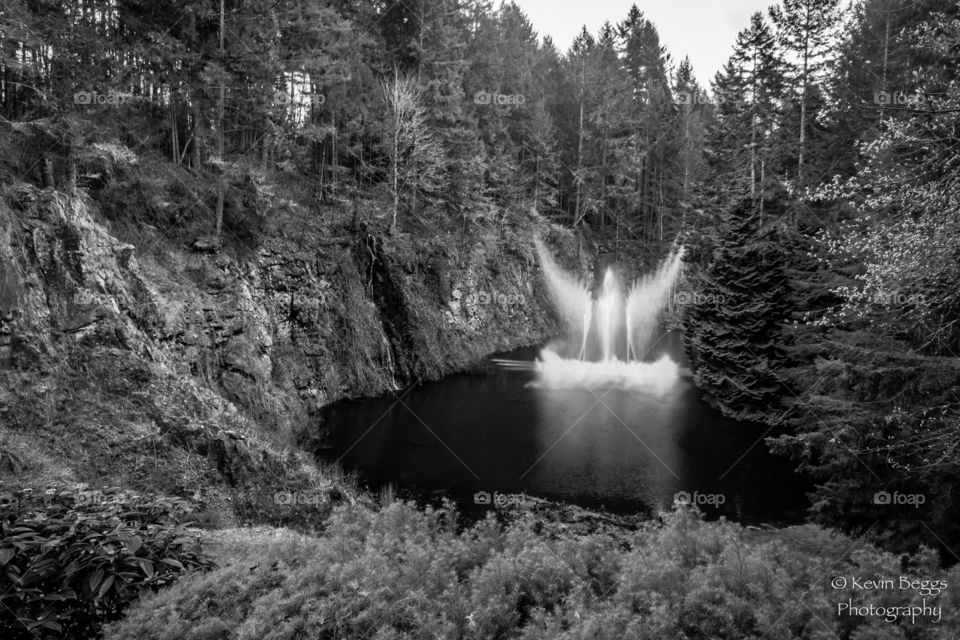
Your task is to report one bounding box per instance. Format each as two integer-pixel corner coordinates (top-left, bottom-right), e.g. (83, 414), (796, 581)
(0, 484), (216, 639)
(105, 503), (960, 640)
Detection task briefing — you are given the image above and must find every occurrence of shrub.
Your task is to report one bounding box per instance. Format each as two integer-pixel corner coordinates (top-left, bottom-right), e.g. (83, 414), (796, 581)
(105, 503), (958, 640)
(0, 484), (216, 639)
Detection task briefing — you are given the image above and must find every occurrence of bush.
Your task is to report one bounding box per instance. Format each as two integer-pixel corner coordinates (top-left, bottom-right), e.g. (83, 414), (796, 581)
(105, 503), (958, 640)
(0, 484), (216, 639)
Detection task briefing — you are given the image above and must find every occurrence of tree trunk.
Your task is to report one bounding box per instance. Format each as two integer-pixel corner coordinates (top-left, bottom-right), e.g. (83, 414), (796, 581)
(171, 100), (180, 165)
(533, 155), (541, 213)
(798, 32), (809, 188)
(574, 78), (584, 227)
(751, 47), (758, 196)
(750, 120), (757, 197)
(215, 0), (225, 239)
(759, 158), (765, 225)
(318, 140), (326, 202)
(332, 112), (338, 197)
(658, 166), (664, 243)
(600, 132), (608, 227)
(391, 110), (399, 231)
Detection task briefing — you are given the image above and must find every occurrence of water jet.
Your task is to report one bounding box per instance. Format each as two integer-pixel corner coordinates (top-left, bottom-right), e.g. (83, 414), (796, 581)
(532, 241), (684, 393)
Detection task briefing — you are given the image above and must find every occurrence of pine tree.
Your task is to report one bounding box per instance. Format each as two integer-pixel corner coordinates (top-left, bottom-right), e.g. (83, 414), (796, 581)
(673, 57), (708, 233)
(564, 27), (596, 227)
(683, 196), (792, 423)
(825, 0), (950, 179)
(617, 6), (675, 243)
(525, 37), (563, 216)
(276, 1), (367, 196)
(467, 1), (545, 213)
(708, 12), (786, 214)
(417, 0), (487, 222)
(525, 96), (561, 215)
(0, 0), (43, 118)
(734, 12), (785, 201)
(585, 22), (632, 228)
(769, 0), (843, 186)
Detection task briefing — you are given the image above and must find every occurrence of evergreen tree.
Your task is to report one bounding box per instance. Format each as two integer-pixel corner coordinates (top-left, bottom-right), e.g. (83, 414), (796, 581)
(525, 38), (563, 216)
(825, 0), (951, 179)
(417, 0), (487, 221)
(734, 12), (785, 201)
(0, 0), (45, 117)
(673, 57), (708, 233)
(584, 22), (632, 228)
(617, 6), (676, 244)
(563, 27), (596, 227)
(467, 1), (543, 213)
(769, 0), (844, 186)
(683, 197), (792, 423)
(708, 12), (786, 216)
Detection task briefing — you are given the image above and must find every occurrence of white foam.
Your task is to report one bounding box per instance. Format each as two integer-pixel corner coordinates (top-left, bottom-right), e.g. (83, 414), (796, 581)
(530, 349), (680, 397)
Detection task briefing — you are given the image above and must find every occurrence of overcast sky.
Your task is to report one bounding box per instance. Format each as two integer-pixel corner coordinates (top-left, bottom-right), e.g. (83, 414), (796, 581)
(508, 0), (778, 84)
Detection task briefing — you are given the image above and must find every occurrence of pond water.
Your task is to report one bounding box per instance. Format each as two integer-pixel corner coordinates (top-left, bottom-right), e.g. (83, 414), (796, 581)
(316, 330), (809, 523)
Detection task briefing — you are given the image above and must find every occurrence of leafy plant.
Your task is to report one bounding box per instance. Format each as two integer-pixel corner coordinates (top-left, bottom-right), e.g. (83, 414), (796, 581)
(0, 483), (216, 639)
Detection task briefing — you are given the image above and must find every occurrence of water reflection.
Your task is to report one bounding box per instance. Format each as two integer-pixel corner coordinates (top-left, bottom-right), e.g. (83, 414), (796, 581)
(524, 385), (682, 513)
(316, 330), (808, 523)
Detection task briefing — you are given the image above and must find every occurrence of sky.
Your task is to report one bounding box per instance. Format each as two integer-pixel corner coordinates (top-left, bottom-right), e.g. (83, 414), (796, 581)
(508, 0), (777, 84)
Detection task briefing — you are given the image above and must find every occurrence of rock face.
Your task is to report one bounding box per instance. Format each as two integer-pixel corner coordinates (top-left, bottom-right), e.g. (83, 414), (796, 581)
(0, 143), (591, 516)
(1, 183), (586, 407)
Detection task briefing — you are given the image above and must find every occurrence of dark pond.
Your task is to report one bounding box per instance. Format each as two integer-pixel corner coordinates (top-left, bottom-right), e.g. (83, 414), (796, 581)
(316, 330), (809, 523)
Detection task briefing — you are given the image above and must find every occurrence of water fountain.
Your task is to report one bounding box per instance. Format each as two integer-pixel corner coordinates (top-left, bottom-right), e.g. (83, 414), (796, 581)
(321, 239), (807, 522)
(528, 240), (685, 394)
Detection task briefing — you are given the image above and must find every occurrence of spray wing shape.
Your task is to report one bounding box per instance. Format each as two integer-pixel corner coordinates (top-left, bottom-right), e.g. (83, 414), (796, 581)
(533, 240), (685, 393)
(534, 240), (592, 336)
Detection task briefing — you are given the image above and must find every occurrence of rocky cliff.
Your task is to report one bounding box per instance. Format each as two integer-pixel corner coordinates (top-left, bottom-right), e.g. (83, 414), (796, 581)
(0, 125), (591, 525)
